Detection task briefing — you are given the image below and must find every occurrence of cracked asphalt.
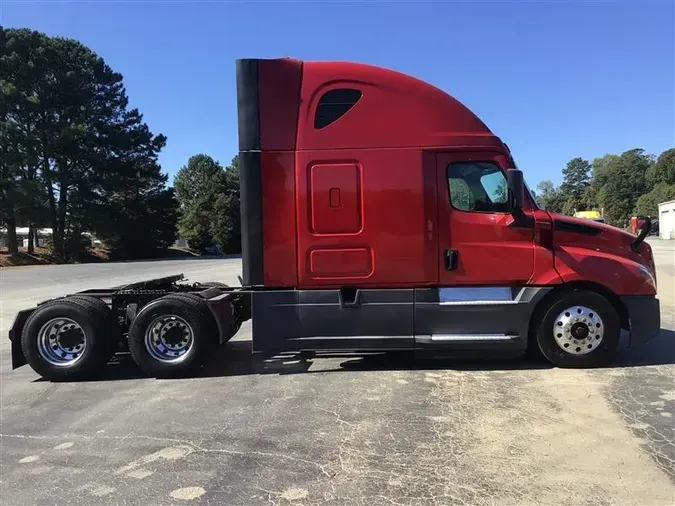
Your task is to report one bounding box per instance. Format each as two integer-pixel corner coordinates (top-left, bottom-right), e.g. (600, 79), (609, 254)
(1, 239), (673, 506)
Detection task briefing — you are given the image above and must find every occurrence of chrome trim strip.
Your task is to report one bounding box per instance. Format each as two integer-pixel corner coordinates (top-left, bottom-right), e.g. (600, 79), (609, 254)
(438, 300), (519, 306)
(288, 335), (413, 341)
(438, 286), (513, 302)
(438, 287), (514, 304)
(426, 334), (517, 341)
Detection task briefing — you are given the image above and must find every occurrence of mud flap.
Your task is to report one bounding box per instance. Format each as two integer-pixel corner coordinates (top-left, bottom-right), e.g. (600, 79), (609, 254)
(9, 308), (35, 369)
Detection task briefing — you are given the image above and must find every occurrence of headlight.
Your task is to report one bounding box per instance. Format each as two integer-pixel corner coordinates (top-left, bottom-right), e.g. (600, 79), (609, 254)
(636, 263), (657, 290)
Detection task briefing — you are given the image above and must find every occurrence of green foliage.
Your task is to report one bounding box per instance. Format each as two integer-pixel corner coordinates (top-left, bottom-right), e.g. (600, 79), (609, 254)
(448, 178), (472, 210)
(594, 149), (653, 226)
(174, 154), (225, 253)
(211, 156), (241, 254)
(494, 179), (507, 203)
(535, 180), (565, 213)
(559, 157), (591, 212)
(0, 27), (177, 261)
(634, 183), (675, 218)
(538, 157), (592, 216)
(646, 148), (675, 186)
(539, 148), (669, 228)
(98, 185), (180, 261)
(174, 154), (241, 254)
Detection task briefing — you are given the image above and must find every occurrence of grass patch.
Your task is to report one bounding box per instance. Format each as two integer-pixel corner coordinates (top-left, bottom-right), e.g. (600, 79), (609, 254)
(0, 246), (108, 268)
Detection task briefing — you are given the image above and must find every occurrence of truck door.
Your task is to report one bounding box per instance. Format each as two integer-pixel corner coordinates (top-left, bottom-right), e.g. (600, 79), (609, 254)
(436, 151), (535, 286)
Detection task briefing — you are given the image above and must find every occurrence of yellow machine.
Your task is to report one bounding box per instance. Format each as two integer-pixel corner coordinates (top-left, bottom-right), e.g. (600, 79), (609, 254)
(574, 210), (605, 223)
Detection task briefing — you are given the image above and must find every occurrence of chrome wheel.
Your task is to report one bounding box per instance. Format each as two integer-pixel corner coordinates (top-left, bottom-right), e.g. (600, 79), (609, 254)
(144, 315), (194, 363)
(37, 317), (87, 366)
(553, 305), (604, 355)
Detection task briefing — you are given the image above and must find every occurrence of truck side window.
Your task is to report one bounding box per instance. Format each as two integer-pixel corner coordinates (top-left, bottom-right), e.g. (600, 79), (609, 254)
(314, 89), (362, 129)
(447, 162), (509, 213)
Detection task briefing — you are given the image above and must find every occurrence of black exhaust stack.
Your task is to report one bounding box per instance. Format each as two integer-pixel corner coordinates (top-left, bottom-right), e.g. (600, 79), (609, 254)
(631, 216), (652, 253)
(235, 59), (264, 286)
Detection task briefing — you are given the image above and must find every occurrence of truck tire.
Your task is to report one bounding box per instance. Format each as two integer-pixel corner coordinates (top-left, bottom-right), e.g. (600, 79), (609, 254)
(533, 289), (620, 368)
(127, 293), (217, 377)
(66, 295), (121, 359)
(20, 297), (115, 381)
(199, 281), (229, 289)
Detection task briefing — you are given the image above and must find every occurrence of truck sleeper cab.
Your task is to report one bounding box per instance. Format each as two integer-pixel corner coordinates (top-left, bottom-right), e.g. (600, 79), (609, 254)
(7, 57), (661, 381)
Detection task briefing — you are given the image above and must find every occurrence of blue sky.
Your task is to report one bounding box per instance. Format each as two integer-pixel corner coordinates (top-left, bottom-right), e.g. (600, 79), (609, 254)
(2, 0), (674, 189)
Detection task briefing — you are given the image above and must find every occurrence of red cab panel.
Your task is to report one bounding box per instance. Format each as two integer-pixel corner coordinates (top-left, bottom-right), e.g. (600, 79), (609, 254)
(528, 210), (561, 286)
(295, 148), (436, 288)
(309, 247), (372, 278)
(258, 58), (303, 151)
(261, 151), (297, 287)
(309, 162), (362, 234)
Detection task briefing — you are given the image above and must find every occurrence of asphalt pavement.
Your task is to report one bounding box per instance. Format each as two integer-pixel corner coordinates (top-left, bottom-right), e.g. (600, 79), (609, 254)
(1, 241), (674, 506)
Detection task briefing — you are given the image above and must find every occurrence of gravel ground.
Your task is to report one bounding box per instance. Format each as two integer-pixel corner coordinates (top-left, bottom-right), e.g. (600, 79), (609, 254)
(0, 240), (673, 506)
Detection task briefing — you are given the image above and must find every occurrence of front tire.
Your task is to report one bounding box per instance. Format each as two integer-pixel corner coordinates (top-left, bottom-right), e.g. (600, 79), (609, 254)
(534, 289), (620, 368)
(127, 293), (217, 377)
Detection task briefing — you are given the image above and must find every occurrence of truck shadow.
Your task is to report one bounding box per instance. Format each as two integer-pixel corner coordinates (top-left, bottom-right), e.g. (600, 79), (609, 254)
(87, 328), (675, 382)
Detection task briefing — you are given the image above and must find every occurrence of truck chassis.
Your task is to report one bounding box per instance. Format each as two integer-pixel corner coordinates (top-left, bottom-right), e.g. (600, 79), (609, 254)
(9, 275), (253, 380)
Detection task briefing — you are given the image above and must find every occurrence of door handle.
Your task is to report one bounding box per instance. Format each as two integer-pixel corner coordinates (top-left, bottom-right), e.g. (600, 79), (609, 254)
(444, 249), (458, 271)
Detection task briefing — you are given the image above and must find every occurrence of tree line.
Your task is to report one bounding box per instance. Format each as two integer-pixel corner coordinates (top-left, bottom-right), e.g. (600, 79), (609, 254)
(173, 154), (241, 254)
(535, 148), (675, 227)
(1, 27), (180, 261)
(1, 27), (241, 261)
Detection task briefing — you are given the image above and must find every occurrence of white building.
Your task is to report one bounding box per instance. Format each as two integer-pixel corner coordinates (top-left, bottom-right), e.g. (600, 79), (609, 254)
(658, 199), (675, 240)
(0, 227), (52, 249)
(0, 228), (102, 249)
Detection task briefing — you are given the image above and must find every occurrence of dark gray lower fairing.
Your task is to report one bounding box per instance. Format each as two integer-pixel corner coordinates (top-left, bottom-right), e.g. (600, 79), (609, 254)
(414, 286), (551, 358)
(251, 286), (552, 357)
(251, 289), (415, 354)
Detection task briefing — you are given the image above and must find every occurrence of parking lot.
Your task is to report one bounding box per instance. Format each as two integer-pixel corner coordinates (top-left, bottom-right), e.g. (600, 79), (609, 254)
(1, 239), (674, 506)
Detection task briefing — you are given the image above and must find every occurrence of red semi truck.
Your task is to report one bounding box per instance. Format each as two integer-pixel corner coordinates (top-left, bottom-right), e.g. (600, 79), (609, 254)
(8, 58), (660, 381)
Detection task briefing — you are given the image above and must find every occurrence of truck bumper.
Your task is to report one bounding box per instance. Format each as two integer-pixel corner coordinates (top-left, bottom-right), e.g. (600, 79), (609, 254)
(621, 295), (661, 346)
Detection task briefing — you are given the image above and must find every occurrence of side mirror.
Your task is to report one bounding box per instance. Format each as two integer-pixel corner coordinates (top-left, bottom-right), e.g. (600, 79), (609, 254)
(506, 168), (525, 211)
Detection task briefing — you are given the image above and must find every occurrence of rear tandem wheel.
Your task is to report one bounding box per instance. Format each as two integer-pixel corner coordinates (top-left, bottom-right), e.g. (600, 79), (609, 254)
(127, 293), (218, 377)
(20, 296), (119, 381)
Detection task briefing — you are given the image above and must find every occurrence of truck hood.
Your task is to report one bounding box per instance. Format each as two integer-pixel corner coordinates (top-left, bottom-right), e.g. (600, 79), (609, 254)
(550, 213), (633, 240)
(547, 212), (656, 294)
(549, 212), (652, 263)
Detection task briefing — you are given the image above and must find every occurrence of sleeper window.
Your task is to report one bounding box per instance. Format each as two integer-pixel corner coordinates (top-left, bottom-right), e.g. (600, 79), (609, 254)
(314, 89), (362, 129)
